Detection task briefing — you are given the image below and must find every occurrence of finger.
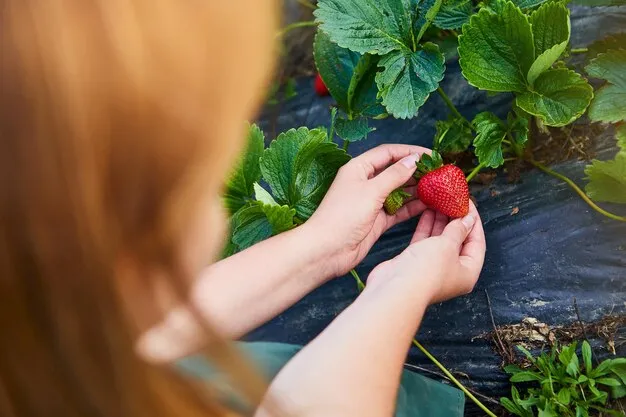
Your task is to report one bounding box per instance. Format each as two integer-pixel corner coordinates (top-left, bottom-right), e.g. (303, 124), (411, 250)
(402, 185), (418, 197)
(387, 199), (427, 227)
(431, 211), (448, 236)
(369, 153), (421, 198)
(460, 201), (486, 265)
(441, 212), (476, 248)
(411, 209), (436, 243)
(350, 144), (431, 179)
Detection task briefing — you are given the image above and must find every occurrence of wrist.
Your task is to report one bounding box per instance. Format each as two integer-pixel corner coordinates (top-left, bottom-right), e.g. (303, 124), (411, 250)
(365, 260), (440, 306)
(291, 221), (338, 282)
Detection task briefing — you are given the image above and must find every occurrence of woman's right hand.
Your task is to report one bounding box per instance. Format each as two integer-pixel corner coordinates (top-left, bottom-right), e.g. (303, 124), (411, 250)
(366, 201), (486, 304)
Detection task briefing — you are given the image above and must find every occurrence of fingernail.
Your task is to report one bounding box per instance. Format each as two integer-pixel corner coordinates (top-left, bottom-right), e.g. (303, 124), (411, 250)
(461, 214), (475, 229)
(400, 153), (419, 169)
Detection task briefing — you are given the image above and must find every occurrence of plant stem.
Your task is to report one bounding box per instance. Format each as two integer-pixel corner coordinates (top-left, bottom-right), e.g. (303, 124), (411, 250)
(412, 340), (498, 417)
(296, 0), (317, 10)
(527, 159), (626, 222)
(570, 47), (588, 54)
(277, 20), (318, 37)
(436, 87), (473, 130)
(466, 161), (488, 183)
(343, 140), (350, 152)
(350, 270), (496, 416)
(350, 269), (365, 291)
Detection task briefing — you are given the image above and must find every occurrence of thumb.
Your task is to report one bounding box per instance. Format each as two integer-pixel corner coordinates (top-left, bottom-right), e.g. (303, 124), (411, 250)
(370, 153), (419, 197)
(441, 214), (476, 247)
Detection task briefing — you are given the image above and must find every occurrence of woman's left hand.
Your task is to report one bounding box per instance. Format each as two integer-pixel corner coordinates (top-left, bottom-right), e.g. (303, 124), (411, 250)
(304, 144), (430, 277)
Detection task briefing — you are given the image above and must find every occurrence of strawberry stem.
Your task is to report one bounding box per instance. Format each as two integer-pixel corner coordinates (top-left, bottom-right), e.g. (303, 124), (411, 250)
(343, 140), (350, 152)
(277, 20), (318, 38)
(466, 161), (488, 183)
(411, 340), (498, 417)
(527, 159), (626, 222)
(349, 269), (497, 417)
(349, 269), (365, 291)
(436, 87), (473, 131)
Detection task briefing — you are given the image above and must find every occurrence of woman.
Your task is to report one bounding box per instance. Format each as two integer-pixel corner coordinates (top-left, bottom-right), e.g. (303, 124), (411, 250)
(0, 1), (486, 416)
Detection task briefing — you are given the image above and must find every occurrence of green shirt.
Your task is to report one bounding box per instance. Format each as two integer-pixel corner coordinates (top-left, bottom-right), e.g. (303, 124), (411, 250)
(177, 341), (464, 416)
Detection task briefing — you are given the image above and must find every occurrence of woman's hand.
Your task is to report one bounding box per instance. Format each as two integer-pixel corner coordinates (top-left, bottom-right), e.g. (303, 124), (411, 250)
(366, 201), (486, 304)
(304, 144), (430, 276)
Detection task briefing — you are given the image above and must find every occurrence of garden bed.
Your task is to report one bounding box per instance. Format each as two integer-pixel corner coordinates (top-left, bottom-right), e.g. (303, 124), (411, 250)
(244, 4), (626, 415)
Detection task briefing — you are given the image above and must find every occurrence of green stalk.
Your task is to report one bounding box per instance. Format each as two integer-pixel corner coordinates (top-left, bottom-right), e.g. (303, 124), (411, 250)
(466, 161), (488, 183)
(343, 140), (350, 152)
(350, 269), (365, 291)
(412, 340), (498, 417)
(570, 47), (588, 54)
(436, 87), (473, 130)
(527, 159), (626, 222)
(297, 0), (317, 10)
(277, 20), (318, 37)
(349, 269), (496, 416)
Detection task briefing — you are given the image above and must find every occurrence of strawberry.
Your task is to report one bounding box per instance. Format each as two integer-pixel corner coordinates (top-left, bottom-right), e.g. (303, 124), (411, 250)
(383, 189), (412, 215)
(314, 73), (330, 96)
(415, 152), (469, 218)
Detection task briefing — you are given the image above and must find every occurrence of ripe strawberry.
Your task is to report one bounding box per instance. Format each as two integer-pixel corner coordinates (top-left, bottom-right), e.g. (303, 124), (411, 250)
(314, 73), (330, 96)
(415, 152), (469, 218)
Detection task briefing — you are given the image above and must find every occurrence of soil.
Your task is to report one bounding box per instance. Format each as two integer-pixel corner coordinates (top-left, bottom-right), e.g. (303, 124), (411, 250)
(527, 121), (602, 165)
(482, 314), (626, 368)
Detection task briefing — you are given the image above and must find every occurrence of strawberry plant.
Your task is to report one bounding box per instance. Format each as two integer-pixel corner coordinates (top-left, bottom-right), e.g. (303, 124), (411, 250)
(223, 123), (350, 256)
(501, 342), (626, 416)
(312, 0), (626, 221)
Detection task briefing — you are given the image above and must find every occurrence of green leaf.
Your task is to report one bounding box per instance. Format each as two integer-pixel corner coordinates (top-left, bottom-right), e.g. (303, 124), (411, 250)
(314, 0), (413, 55)
(434, 116), (473, 153)
(314, 31), (362, 112)
(526, 2), (570, 85)
(566, 351), (580, 377)
(516, 345), (537, 363)
(260, 127), (351, 220)
(508, 112), (530, 148)
(596, 377), (622, 387)
(415, 151), (444, 177)
(434, 0), (473, 30)
(576, 405), (589, 417)
(348, 54), (386, 117)
(582, 341), (593, 375)
(584, 154), (626, 204)
(516, 68), (593, 127)
(609, 359), (626, 385)
(510, 371), (543, 382)
(512, 0), (549, 8)
(415, 0), (444, 43)
(334, 116), (375, 142)
(557, 387), (571, 405)
(610, 384), (626, 400)
(253, 183), (277, 206)
(501, 397), (525, 416)
(538, 402), (557, 417)
(587, 33), (626, 61)
(504, 364), (523, 374)
(230, 201), (296, 251)
(458, 2), (535, 92)
(616, 125), (626, 155)
(472, 112), (507, 168)
(224, 123), (265, 215)
(586, 49), (626, 123)
(375, 43), (445, 119)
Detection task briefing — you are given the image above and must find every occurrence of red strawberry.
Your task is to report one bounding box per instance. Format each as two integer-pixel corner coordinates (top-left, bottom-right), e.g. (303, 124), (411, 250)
(314, 73), (330, 96)
(415, 152), (469, 218)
